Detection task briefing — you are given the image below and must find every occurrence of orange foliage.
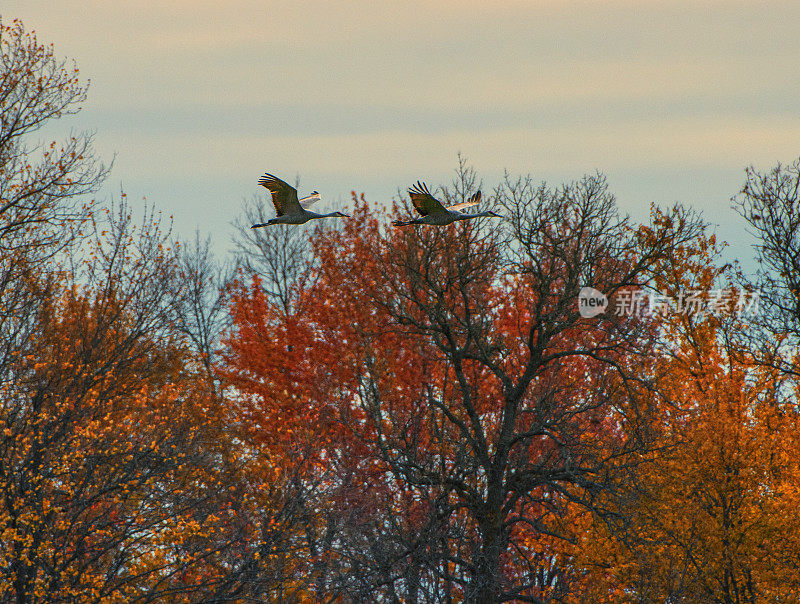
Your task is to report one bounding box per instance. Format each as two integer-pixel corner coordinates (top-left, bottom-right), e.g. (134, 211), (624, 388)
(222, 190), (682, 600)
(570, 231), (800, 601)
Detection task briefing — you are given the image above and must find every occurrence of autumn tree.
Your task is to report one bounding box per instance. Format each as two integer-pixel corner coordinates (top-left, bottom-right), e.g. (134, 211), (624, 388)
(0, 19), (255, 602)
(1, 17), (108, 455)
(570, 244), (800, 602)
(562, 165), (800, 601)
(224, 168), (707, 601)
(732, 159), (800, 379)
(0, 197), (244, 601)
(0, 18), (107, 254)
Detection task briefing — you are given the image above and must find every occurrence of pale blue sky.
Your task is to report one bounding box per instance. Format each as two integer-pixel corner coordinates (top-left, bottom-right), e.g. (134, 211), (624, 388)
(4, 0), (800, 265)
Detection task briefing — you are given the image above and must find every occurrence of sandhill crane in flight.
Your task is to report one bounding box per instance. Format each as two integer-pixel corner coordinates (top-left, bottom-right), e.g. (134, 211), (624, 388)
(392, 181), (500, 227)
(251, 173), (349, 227)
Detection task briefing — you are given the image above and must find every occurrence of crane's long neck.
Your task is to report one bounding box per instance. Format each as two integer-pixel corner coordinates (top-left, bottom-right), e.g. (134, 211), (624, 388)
(456, 210), (493, 220)
(392, 218), (422, 227)
(306, 210), (346, 219)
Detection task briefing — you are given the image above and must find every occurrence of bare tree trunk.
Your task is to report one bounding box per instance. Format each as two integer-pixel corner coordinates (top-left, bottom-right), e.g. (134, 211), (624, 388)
(469, 520), (503, 602)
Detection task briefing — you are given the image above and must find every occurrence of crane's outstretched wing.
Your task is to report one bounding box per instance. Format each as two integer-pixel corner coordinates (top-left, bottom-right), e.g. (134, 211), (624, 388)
(299, 191), (321, 208)
(446, 190), (482, 212)
(408, 181), (448, 216)
(258, 173), (302, 216)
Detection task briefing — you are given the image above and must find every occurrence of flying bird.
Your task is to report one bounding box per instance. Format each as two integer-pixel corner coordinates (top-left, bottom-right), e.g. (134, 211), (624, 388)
(251, 173), (349, 227)
(392, 181), (500, 227)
